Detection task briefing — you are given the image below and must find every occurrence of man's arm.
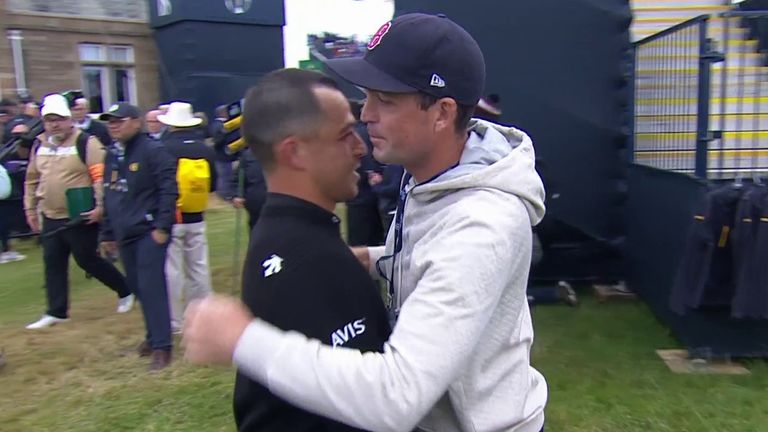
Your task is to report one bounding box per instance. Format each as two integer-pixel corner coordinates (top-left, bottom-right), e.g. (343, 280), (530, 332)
(100, 156), (115, 243)
(206, 147), (218, 193)
(149, 143), (178, 233)
(23, 143), (40, 231)
(212, 121), (227, 152)
(84, 136), (106, 217)
(186, 198), (532, 432)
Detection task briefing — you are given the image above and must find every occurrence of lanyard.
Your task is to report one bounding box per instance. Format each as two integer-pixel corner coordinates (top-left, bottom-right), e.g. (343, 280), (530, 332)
(383, 161), (460, 315)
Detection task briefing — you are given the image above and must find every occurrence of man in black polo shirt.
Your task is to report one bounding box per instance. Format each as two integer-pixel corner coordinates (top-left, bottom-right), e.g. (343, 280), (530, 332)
(227, 69), (391, 431)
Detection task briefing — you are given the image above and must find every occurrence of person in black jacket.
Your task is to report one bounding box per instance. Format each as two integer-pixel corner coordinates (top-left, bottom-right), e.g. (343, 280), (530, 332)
(99, 102), (178, 372)
(368, 162), (403, 235)
(2, 98), (36, 141)
(218, 69), (393, 431)
(345, 115), (384, 247)
(158, 101), (218, 334)
(231, 149), (267, 233)
(211, 104), (238, 201)
(71, 98), (112, 148)
(0, 98), (16, 144)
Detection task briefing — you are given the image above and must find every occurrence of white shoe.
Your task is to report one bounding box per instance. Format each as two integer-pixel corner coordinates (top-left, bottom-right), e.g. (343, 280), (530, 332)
(26, 314), (69, 329)
(1, 251), (26, 264)
(116, 294), (135, 314)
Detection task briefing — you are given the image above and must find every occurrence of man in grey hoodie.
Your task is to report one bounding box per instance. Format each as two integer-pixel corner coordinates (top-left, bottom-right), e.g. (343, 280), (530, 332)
(183, 12), (548, 432)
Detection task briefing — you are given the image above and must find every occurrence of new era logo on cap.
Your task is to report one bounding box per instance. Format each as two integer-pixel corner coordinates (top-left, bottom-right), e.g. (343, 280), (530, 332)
(430, 74), (446, 88)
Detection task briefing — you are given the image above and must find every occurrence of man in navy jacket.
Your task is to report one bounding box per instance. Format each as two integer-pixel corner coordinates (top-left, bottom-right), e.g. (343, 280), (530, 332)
(99, 102), (178, 372)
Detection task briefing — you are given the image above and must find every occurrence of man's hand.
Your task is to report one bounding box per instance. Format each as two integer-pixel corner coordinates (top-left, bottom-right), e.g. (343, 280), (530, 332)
(232, 197), (245, 209)
(350, 246), (370, 270)
(151, 229), (169, 245)
(101, 241), (118, 257)
(25, 213), (40, 233)
(81, 207), (103, 224)
(183, 296), (254, 365)
(368, 171), (384, 186)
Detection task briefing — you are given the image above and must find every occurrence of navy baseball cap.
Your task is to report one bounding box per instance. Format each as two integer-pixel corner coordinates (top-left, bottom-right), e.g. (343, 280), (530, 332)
(325, 13), (486, 106)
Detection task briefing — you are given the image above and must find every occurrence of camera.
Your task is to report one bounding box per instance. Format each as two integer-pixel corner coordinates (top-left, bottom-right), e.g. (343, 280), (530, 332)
(0, 117), (43, 161)
(61, 89), (85, 108)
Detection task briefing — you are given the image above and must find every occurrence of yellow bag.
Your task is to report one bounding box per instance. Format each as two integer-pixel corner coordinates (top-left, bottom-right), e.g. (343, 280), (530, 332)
(176, 158), (210, 213)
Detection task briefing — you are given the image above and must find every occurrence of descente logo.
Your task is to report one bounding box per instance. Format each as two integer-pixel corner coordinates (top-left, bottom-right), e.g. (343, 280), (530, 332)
(331, 318), (366, 347)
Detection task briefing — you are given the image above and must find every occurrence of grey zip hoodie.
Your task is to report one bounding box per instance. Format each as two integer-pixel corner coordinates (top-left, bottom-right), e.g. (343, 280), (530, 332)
(234, 119), (548, 432)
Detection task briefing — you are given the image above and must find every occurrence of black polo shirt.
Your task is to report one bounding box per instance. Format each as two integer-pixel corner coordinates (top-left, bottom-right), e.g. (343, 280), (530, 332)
(234, 193), (392, 432)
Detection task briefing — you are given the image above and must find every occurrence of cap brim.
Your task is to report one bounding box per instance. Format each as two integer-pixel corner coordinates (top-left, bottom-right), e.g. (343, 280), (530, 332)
(41, 110), (71, 118)
(325, 57), (416, 93)
(99, 113), (125, 121)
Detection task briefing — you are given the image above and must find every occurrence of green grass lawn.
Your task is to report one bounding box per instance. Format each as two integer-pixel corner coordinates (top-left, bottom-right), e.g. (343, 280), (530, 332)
(0, 207), (766, 431)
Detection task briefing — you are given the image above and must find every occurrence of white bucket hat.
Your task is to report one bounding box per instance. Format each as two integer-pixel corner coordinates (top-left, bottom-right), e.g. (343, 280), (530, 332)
(157, 102), (202, 127)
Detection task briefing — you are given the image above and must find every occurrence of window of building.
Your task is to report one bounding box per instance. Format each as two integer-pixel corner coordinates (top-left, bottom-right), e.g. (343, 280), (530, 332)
(8, 0), (147, 20)
(78, 44), (138, 113)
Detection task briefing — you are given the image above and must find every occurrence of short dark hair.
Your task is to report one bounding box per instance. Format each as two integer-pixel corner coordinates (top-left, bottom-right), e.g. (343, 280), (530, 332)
(417, 92), (474, 133)
(241, 68), (339, 170)
(348, 99), (364, 122)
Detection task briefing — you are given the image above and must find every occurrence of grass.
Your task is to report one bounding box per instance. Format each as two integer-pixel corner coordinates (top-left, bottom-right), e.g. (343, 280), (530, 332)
(1, 206), (767, 431)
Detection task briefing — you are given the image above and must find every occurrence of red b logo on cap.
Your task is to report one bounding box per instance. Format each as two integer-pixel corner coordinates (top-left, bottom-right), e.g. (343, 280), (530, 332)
(367, 21), (391, 50)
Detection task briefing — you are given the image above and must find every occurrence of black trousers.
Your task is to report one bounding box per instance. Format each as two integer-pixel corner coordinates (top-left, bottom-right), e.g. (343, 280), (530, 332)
(0, 202), (9, 252)
(41, 217), (130, 318)
(120, 233), (172, 350)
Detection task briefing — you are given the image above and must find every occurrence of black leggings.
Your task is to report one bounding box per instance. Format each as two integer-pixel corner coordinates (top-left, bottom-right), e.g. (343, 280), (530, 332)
(0, 204), (10, 252)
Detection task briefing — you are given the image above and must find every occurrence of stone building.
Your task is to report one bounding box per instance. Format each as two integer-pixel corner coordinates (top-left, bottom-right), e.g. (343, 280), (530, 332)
(0, 0), (159, 113)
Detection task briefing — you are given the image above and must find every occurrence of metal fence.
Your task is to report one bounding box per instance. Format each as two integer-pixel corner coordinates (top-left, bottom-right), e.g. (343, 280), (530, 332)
(711, 10), (768, 179)
(633, 15), (715, 178)
(633, 11), (768, 179)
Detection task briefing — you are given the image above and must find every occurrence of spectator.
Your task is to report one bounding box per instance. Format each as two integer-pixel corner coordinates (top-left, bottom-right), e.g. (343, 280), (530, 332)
(0, 123), (29, 264)
(0, 164), (25, 263)
(24, 94), (133, 330)
(99, 102), (177, 371)
(231, 148), (267, 234)
(211, 105), (238, 201)
(3, 98), (34, 140)
(0, 98), (17, 143)
(368, 163), (404, 234)
(145, 110), (168, 141)
(158, 102), (217, 334)
(345, 100), (384, 246)
(22, 100), (40, 119)
(71, 98), (112, 148)
(475, 94), (503, 123)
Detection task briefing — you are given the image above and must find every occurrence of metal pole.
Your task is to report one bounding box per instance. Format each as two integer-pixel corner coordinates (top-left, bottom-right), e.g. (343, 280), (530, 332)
(7, 30), (28, 97)
(696, 19), (712, 179)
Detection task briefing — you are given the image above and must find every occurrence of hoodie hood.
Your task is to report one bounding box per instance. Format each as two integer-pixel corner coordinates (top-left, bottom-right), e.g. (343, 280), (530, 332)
(410, 118), (546, 226)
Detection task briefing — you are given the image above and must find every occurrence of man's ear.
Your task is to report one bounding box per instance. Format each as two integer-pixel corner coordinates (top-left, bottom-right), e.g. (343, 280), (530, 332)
(273, 136), (310, 171)
(433, 97), (458, 134)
